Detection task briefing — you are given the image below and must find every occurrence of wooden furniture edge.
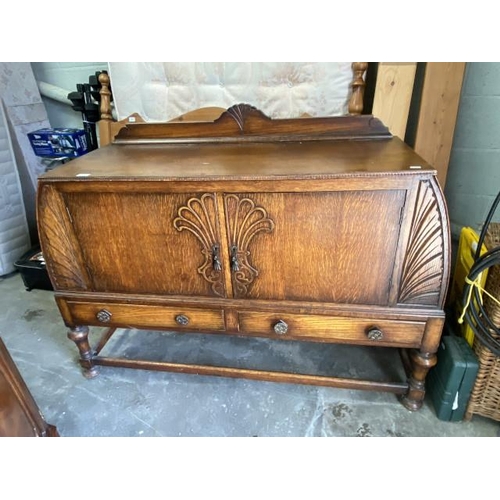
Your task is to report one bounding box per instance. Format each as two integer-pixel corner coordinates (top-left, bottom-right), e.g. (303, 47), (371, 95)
(112, 108), (390, 144)
(0, 338), (59, 437)
(93, 356), (409, 394)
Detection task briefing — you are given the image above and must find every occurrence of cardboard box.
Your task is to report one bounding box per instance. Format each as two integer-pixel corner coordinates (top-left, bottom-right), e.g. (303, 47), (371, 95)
(27, 128), (88, 158)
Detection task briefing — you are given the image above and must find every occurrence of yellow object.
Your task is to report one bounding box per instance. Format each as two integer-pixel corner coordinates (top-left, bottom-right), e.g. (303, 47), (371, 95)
(458, 275), (500, 322)
(450, 227), (489, 346)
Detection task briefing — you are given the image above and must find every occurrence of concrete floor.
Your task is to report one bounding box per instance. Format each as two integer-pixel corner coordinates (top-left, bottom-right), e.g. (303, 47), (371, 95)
(1, 271), (498, 437)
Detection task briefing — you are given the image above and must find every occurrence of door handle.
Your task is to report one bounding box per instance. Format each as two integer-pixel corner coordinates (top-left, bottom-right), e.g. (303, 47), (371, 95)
(230, 245), (240, 272)
(212, 244), (222, 272)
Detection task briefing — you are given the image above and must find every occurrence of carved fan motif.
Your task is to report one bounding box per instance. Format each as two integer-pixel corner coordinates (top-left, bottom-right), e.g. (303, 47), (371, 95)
(224, 104), (268, 131)
(398, 181), (445, 305)
(38, 186), (89, 290)
(224, 195), (275, 297)
(173, 193), (224, 297)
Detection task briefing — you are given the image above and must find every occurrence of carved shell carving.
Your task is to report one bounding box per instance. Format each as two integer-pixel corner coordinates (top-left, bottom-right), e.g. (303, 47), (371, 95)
(225, 195), (275, 297)
(173, 193), (224, 297)
(38, 186), (89, 290)
(398, 180), (445, 306)
(224, 104), (269, 131)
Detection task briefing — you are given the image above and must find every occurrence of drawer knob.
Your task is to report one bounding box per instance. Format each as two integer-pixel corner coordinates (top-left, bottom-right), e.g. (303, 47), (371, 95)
(273, 320), (288, 335)
(96, 309), (112, 323)
(176, 314), (190, 326)
(367, 327), (383, 341)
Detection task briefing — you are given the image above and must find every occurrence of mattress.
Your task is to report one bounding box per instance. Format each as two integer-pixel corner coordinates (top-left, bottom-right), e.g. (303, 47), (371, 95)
(0, 100), (30, 276)
(108, 62), (354, 122)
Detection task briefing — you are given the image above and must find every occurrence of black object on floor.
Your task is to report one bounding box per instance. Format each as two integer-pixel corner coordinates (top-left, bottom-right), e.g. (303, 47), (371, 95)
(427, 334), (479, 422)
(14, 246), (53, 292)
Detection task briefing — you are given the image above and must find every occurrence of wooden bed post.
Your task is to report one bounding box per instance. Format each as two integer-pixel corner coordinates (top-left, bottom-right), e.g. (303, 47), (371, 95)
(349, 62), (368, 115)
(98, 72), (113, 147)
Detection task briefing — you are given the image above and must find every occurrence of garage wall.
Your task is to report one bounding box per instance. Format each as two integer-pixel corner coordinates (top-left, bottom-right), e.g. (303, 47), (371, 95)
(445, 63), (500, 239)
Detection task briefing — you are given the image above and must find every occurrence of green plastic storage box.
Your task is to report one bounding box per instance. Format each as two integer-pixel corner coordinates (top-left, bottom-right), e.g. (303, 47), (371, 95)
(427, 334), (479, 422)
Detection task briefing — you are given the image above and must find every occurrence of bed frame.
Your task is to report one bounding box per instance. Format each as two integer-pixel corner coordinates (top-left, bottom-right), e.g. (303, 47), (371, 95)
(97, 62), (370, 147)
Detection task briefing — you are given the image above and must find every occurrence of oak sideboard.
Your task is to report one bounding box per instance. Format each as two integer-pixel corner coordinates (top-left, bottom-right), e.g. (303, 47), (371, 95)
(37, 106), (450, 410)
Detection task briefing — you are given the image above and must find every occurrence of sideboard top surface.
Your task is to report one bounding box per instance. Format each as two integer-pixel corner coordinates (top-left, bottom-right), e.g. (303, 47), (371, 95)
(40, 137), (434, 182)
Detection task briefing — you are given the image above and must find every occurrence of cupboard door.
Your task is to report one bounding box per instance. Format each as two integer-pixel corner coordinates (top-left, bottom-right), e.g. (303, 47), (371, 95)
(63, 191), (226, 297)
(224, 191), (406, 304)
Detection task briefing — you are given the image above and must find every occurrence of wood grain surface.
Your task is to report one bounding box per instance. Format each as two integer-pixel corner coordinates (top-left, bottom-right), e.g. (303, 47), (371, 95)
(65, 301), (225, 331)
(41, 136), (433, 181)
(237, 311), (424, 347)
(63, 191), (224, 296)
(372, 63), (417, 140)
(414, 62), (466, 186)
(235, 191), (406, 304)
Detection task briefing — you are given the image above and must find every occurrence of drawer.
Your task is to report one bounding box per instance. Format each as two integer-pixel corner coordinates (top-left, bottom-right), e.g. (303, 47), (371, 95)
(237, 311), (425, 347)
(62, 300), (225, 331)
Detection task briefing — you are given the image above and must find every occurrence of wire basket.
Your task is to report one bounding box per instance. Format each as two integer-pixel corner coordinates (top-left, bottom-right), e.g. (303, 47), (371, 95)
(465, 223), (500, 421)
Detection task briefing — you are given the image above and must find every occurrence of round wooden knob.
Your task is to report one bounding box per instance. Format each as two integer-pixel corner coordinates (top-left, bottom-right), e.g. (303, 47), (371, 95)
(367, 327), (383, 341)
(96, 309), (112, 323)
(273, 320), (288, 335)
(176, 314), (190, 326)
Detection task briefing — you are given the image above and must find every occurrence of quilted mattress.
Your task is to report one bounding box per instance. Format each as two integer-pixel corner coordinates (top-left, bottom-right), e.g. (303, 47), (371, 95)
(0, 101), (30, 276)
(108, 62), (354, 122)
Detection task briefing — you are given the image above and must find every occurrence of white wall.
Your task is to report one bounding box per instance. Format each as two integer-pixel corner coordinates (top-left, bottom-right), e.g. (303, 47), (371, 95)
(445, 63), (500, 239)
(31, 62), (108, 129)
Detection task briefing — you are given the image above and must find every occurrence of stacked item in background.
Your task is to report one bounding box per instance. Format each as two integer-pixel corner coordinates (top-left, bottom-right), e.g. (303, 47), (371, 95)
(27, 128), (89, 159)
(465, 223), (500, 421)
(427, 327), (479, 422)
(0, 101), (31, 276)
(16, 71), (111, 291)
(427, 226), (485, 422)
(450, 227), (489, 347)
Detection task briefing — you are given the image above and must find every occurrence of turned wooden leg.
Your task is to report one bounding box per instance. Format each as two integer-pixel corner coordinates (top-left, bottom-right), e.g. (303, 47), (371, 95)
(400, 349), (437, 411)
(67, 326), (99, 379)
